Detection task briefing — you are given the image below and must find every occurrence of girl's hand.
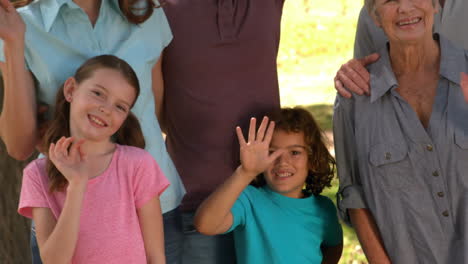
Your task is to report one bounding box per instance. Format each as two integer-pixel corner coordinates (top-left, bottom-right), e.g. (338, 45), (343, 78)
(461, 72), (468, 103)
(48, 137), (88, 187)
(236, 117), (284, 179)
(0, 0), (25, 43)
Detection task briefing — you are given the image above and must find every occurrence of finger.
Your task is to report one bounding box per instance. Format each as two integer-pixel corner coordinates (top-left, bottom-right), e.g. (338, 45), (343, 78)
(263, 121), (276, 145)
(247, 118), (256, 143)
(337, 71), (365, 96)
(361, 53), (380, 67)
(0, 0), (13, 12)
(267, 148), (286, 164)
(236, 126), (247, 147)
(68, 138), (82, 160)
(256, 116), (269, 142)
(61, 137), (74, 156)
(48, 143), (56, 161)
(77, 140), (87, 161)
(334, 78), (352, 98)
(461, 72), (468, 103)
(349, 59), (371, 89)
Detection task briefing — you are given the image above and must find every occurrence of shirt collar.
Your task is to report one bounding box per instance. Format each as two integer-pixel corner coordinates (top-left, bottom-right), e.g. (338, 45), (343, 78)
(40, 0), (78, 32)
(40, 0), (126, 32)
(369, 34), (467, 103)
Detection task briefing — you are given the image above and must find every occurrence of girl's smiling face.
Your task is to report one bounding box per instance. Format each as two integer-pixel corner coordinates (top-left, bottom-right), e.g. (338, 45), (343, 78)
(264, 130), (310, 199)
(65, 68), (137, 143)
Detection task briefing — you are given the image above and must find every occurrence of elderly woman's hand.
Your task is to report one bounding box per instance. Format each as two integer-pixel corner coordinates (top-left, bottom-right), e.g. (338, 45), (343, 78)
(334, 53), (380, 98)
(461, 72), (468, 103)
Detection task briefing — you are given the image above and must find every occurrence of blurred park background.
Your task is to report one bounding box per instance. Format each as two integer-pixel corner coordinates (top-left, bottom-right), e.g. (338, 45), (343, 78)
(278, 0), (367, 263)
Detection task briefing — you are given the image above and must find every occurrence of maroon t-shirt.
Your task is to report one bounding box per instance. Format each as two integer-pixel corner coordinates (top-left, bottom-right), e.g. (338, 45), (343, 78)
(163, 0), (284, 211)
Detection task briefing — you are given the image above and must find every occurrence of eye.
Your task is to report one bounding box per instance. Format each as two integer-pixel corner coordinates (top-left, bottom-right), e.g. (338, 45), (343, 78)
(291, 150), (302, 156)
(92, 90), (102, 96)
(116, 105), (128, 112)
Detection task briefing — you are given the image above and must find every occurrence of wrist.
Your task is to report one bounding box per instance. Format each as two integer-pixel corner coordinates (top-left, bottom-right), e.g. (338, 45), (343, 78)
(4, 38), (25, 56)
(236, 165), (259, 181)
(66, 179), (87, 193)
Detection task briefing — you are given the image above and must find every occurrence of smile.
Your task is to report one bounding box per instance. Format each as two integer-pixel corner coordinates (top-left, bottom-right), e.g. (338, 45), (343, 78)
(397, 17), (421, 26)
(88, 114), (108, 127)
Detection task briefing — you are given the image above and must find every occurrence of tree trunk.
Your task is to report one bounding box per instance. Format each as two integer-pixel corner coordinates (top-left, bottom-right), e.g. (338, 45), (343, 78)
(0, 75), (34, 263)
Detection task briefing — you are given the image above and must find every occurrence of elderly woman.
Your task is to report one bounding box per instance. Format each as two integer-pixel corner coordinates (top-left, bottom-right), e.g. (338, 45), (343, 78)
(333, 0), (468, 263)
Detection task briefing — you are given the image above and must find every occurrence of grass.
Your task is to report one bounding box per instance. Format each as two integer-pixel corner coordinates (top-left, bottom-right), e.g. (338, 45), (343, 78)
(279, 1), (368, 263)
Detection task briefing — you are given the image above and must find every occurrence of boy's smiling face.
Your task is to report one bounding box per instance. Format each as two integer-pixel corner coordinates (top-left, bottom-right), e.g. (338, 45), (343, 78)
(264, 129), (310, 199)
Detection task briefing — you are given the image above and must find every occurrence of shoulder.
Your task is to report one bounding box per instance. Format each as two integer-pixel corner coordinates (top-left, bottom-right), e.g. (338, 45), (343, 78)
(23, 157), (49, 183)
(315, 195), (338, 217)
(116, 145), (158, 168)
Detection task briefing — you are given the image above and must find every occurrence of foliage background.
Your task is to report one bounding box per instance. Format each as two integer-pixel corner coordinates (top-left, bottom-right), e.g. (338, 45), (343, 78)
(278, 1), (367, 263)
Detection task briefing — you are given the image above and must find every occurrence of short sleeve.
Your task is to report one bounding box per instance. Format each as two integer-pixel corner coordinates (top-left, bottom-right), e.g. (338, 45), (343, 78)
(154, 2), (173, 49)
(133, 151), (170, 209)
(321, 197), (343, 247)
(18, 161), (51, 218)
(333, 95), (368, 225)
(0, 39), (5, 63)
(227, 186), (255, 233)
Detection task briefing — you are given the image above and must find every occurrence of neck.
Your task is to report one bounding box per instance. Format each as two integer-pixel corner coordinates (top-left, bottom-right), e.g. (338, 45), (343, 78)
(73, 0), (102, 26)
(389, 35), (440, 76)
(78, 138), (116, 158)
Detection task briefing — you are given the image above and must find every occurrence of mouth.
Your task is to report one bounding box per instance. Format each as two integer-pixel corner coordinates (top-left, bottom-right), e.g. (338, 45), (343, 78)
(396, 17), (422, 27)
(274, 171), (294, 180)
(88, 114), (108, 127)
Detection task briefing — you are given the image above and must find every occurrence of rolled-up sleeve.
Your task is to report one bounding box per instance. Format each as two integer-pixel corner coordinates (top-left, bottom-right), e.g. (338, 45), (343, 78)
(333, 95), (367, 225)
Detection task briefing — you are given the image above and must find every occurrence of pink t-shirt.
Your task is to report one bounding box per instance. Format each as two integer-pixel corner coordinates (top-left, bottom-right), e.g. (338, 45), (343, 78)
(18, 145), (170, 264)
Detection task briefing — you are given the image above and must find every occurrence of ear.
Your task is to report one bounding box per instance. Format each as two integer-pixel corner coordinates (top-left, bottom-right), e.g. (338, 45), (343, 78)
(370, 9), (382, 28)
(63, 77), (77, 102)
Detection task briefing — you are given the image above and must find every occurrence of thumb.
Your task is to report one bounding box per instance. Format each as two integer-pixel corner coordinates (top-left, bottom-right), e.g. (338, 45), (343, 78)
(461, 72), (468, 103)
(360, 53), (380, 67)
(268, 148), (286, 164)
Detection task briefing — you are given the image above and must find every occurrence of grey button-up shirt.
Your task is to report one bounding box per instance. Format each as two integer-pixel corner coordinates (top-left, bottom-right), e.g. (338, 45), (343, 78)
(334, 36), (468, 263)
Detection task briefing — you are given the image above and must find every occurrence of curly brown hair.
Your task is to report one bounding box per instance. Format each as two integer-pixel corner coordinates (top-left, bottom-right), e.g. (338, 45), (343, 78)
(253, 107), (336, 197)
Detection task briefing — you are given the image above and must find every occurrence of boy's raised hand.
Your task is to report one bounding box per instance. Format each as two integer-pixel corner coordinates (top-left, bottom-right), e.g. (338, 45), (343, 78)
(48, 137), (88, 187)
(236, 117), (284, 179)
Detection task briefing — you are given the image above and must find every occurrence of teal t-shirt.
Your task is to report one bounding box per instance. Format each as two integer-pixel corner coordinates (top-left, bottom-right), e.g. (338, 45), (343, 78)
(228, 185), (343, 264)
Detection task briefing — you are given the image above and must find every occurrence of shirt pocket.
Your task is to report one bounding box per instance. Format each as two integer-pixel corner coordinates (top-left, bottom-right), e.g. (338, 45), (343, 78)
(369, 141), (414, 190)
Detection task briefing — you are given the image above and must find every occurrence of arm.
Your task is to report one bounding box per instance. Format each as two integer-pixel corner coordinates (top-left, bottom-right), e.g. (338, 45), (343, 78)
(0, 0), (38, 160)
(461, 72), (468, 103)
(34, 137), (88, 263)
(194, 117), (284, 235)
(349, 209), (391, 264)
(321, 243), (343, 264)
(151, 55), (166, 133)
(137, 196), (166, 264)
(333, 96), (390, 263)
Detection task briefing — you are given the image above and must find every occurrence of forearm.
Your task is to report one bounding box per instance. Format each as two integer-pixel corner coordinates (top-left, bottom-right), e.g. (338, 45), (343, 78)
(0, 39), (38, 159)
(194, 166), (254, 235)
(40, 184), (86, 264)
(349, 208), (391, 264)
(321, 244), (343, 264)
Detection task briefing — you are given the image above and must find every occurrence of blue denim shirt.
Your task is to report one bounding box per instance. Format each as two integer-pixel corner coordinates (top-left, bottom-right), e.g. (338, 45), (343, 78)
(334, 36), (468, 263)
(1, 0), (185, 213)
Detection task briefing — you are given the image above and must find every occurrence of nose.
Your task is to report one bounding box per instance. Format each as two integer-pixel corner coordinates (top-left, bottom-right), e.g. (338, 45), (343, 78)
(398, 0), (415, 13)
(275, 152), (291, 165)
(98, 104), (111, 115)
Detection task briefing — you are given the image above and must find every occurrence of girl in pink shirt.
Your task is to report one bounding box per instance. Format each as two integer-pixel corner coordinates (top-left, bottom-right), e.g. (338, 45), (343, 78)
(18, 55), (169, 264)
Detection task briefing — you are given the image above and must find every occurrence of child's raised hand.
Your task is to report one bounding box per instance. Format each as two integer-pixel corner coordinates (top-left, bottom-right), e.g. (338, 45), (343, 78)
(0, 0), (25, 44)
(48, 137), (88, 186)
(236, 117), (284, 179)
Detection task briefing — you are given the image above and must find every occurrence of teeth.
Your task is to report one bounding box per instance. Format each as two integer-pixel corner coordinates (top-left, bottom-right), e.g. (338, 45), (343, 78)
(90, 116), (105, 126)
(277, 172), (293, 178)
(398, 18), (420, 26)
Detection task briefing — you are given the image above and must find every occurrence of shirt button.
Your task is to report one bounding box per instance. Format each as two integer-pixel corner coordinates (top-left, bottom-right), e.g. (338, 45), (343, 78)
(426, 144), (433, 151)
(385, 152), (391, 160)
(442, 210), (449, 217)
(432, 171), (439, 177)
(437, 192), (444, 197)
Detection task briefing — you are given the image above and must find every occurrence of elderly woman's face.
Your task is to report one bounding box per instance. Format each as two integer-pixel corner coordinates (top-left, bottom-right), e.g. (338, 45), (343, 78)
(372, 0), (438, 43)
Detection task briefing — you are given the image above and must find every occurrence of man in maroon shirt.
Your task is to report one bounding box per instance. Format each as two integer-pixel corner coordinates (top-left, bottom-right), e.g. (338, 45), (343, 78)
(161, 1), (285, 263)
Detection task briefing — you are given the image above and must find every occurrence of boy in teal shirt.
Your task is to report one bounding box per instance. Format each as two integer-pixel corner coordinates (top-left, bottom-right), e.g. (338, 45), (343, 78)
(195, 108), (343, 263)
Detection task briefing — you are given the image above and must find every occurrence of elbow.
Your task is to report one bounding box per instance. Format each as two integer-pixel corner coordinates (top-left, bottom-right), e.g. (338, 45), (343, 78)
(5, 143), (35, 161)
(193, 215), (217, 236)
